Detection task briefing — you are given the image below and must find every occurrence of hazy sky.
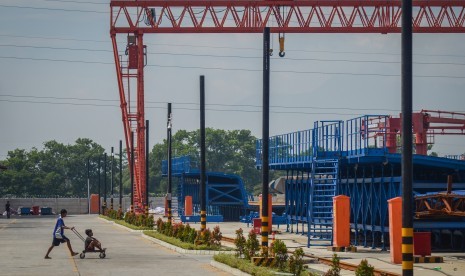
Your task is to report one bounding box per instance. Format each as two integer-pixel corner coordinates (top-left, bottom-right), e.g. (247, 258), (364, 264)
(1, 0), (464, 160)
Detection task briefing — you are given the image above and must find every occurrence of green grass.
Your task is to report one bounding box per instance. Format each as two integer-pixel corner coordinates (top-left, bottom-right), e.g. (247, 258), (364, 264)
(143, 231), (231, 251)
(213, 253), (277, 276)
(99, 215), (153, 231)
(213, 253), (316, 276)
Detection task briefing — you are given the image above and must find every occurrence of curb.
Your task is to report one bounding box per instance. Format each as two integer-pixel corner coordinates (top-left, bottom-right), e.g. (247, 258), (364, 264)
(111, 221), (145, 232)
(98, 217), (114, 224)
(97, 217), (146, 233)
(210, 260), (251, 276)
(141, 233), (234, 255)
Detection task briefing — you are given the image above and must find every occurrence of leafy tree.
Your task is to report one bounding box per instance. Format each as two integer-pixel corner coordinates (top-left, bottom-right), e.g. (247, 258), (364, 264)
(234, 228), (247, 258)
(149, 128), (261, 194)
(0, 128), (264, 197)
(0, 139), (111, 197)
(0, 149), (36, 196)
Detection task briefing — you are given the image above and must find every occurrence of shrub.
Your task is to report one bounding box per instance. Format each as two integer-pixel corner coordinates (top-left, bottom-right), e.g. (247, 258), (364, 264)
(355, 259), (374, 276)
(173, 222), (185, 240)
(186, 226), (197, 244)
(116, 208), (124, 220)
(195, 228), (212, 246)
(289, 248), (305, 275)
(135, 213), (146, 226)
(270, 239), (288, 271)
(234, 228), (247, 258)
(163, 222), (172, 236)
(121, 212), (154, 228)
(324, 254), (341, 276)
(124, 211), (136, 225)
(108, 209), (113, 218)
(106, 209), (116, 219)
(245, 229), (260, 260)
(181, 223), (192, 242)
(145, 214), (154, 228)
(211, 225), (222, 247)
(156, 217), (164, 232)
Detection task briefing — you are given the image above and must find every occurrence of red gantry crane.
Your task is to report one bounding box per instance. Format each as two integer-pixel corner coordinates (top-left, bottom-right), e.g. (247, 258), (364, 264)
(109, 0), (465, 211)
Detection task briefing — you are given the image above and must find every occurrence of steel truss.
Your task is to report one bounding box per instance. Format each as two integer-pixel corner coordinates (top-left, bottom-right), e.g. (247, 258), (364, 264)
(111, 1), (465, 33)
(415, 193), (465, 218)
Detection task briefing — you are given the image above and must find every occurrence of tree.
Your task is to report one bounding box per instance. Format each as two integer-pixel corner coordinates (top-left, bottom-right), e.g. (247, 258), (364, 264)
(66, 138), (106, 196)
(149, 128), (261, 194)
(0, 149), (35, 196)
(0, 128), (262, 197)
(0, 139), (109, 197)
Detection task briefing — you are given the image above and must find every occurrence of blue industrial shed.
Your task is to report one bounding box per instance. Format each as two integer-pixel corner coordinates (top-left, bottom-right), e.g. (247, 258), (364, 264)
(256, 115), (465, 250)
(162, 156), (249, 221)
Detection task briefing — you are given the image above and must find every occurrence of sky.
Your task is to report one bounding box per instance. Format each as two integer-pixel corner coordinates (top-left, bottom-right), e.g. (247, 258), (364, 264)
(1, 0), (465, 161)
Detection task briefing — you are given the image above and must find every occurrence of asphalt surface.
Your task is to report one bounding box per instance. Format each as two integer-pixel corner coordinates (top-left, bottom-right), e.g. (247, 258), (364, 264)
(0, 215), (230, 276)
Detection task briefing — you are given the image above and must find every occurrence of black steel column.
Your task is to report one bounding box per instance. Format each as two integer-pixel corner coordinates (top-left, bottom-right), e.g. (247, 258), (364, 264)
(119, 140), (123, 212)
(200, 75), (207, 231)
(111, 146), (114, 210)
(98, 156), (101, 215)
(130, 131), (135, 213)
(261, 27), (270, 249)
(87, 157), (90, 214)
(103, 153), (107, 214)
(167, 103), (173, 224)
(401, 0), (413, 275)
(146, 119), (150, 215)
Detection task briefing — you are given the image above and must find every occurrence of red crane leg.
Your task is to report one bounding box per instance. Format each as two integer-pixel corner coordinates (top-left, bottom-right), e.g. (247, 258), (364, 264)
(111, 32), (147, 213)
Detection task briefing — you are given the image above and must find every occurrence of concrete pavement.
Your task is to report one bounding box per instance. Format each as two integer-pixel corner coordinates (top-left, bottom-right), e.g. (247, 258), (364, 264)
(0, 215), (229, 276)
(2, 214), (464, 276)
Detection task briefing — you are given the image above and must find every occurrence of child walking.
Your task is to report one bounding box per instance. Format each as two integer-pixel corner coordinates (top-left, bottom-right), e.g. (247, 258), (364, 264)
(44, 209), (78, 259)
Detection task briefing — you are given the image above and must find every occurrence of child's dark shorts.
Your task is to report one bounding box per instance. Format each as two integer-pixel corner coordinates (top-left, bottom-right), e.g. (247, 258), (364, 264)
(52, 235), (70, 246)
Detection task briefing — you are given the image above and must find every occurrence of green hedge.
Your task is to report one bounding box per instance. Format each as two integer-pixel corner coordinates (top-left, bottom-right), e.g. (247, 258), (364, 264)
(147, 218), (229, 251)
(124, 212), (154, 228)
(155, 218), (223, 249)
(143, 231), (213, 250)
(99, 215), (153, 231)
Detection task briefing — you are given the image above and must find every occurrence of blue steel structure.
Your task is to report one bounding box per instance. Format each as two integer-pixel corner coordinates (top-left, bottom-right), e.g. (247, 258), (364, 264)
(257, 115), (465, 249)
(162, 156), (249, 221)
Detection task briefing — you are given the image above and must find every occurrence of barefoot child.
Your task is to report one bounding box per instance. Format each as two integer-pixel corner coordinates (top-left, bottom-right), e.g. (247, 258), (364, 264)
(85, 229), (105, 252)
(44, 209), (78, 259)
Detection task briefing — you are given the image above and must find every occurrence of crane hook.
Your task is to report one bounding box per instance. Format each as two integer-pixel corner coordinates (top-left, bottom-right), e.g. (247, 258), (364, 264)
(278, 33), (285, 57)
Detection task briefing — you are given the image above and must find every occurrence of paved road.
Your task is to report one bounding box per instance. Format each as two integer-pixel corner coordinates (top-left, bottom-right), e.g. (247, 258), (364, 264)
(0, 215), (230, 276)
(3, 214), (464, 276)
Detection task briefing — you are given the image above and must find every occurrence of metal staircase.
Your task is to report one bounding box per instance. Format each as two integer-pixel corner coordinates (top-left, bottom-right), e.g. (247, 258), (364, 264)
(308, 158), (339, 246)
(307, 121), (342, 247)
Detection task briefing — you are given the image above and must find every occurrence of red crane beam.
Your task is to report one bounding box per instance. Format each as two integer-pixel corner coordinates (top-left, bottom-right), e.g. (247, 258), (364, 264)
(110, 0), (465, 212)
(110, 0), (465, 34)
